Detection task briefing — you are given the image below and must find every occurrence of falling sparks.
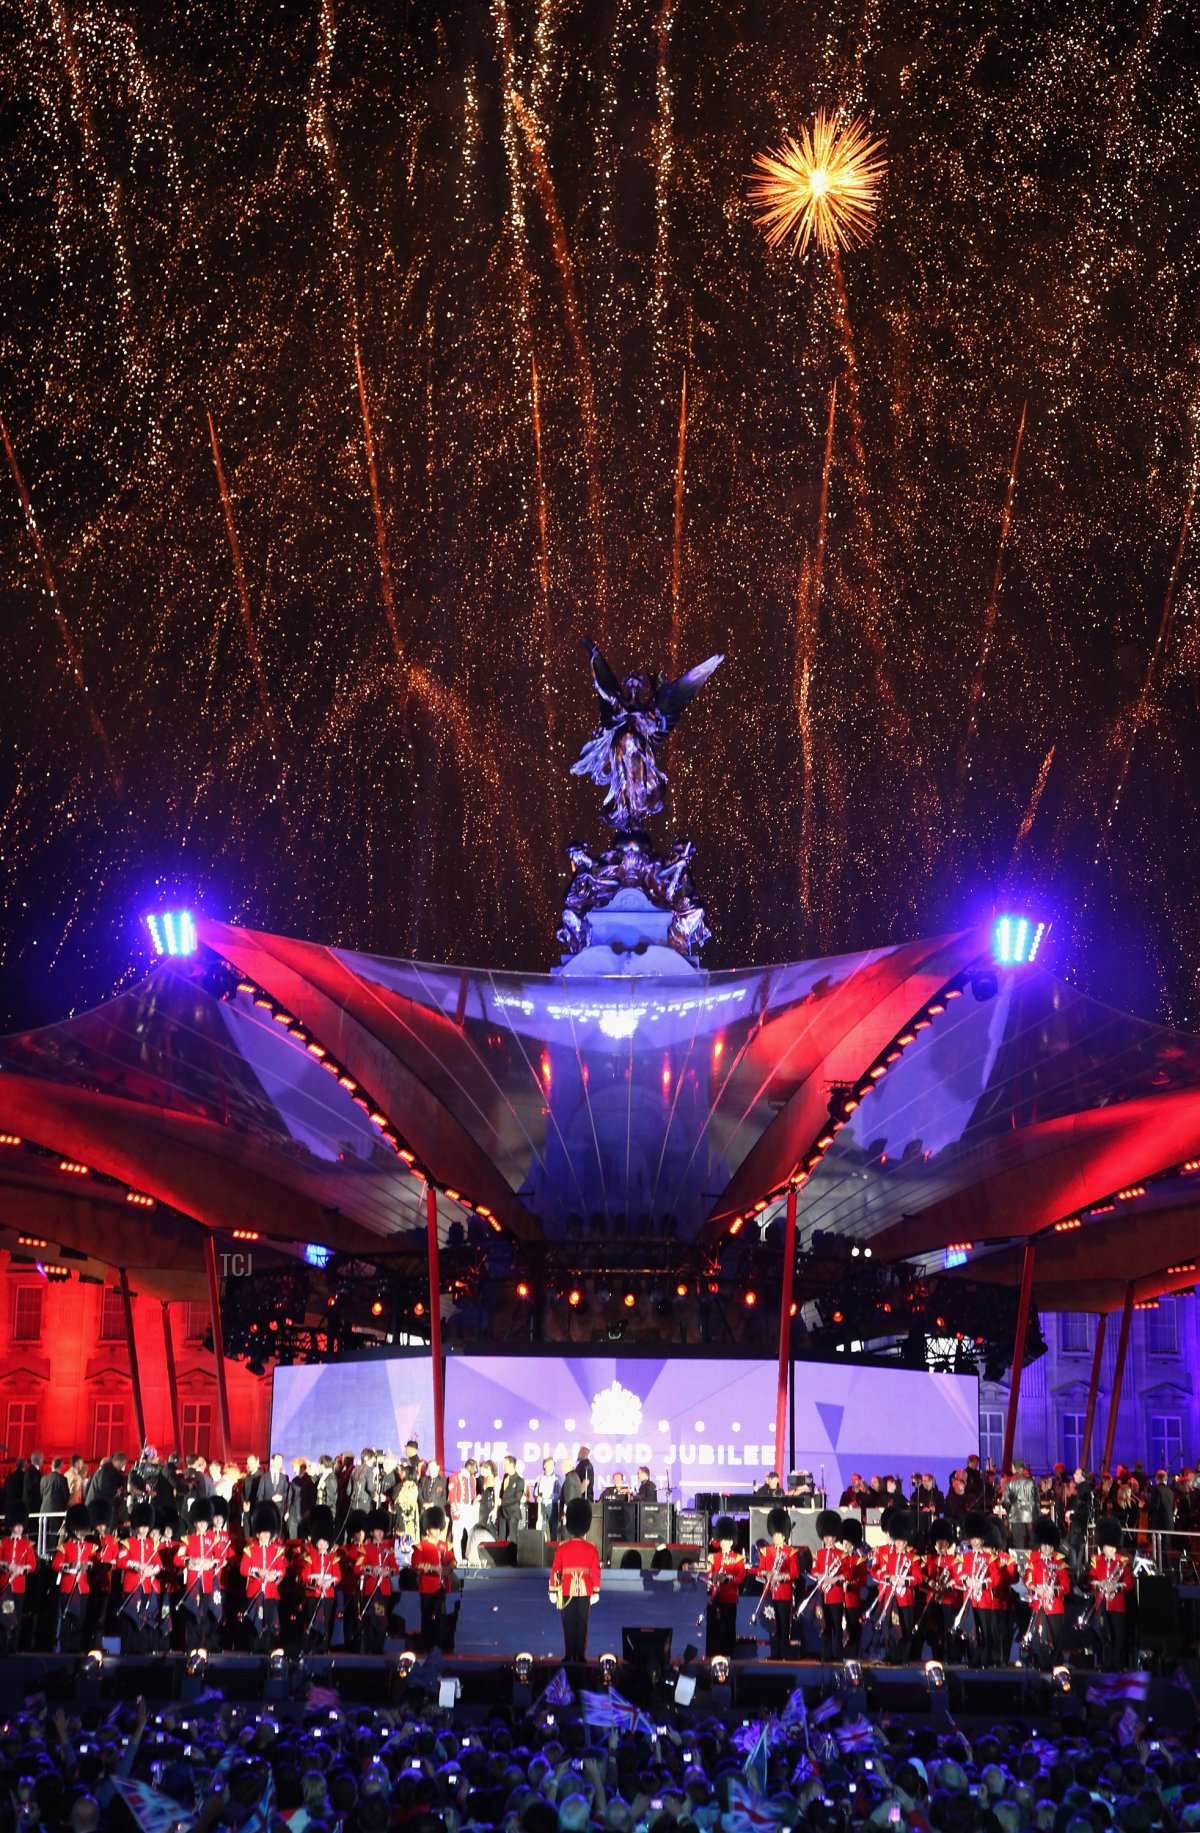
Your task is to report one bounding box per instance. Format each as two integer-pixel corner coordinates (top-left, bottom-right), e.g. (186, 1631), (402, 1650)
(748, 111), (887, 258)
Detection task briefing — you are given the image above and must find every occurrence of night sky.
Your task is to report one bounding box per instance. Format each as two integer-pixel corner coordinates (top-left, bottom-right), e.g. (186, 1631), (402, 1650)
(2, 0), (1198, 1033)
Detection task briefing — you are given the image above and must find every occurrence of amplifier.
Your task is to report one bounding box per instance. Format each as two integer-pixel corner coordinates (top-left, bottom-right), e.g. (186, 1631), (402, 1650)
(676, 1508), (709, 1548)
(638, 1502), (673, 1542)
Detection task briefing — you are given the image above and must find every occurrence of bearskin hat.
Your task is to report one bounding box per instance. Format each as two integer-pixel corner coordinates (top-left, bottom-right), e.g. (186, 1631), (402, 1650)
(65, 1503), (91, 1538)
(156, 1505), (179, 1535)
(1035, 1516), (1062, 1548)
(130, 1502), (155, 1535)
(2, 1511), (26, 1534)
(344, 1509), (369, 1540)
(421, 1504), (446, 1533)
(308, 1506), (336, 1547)
(888, 1510), (916, 1544)
(962, 1510), (990, 1542)
(189, 1498), (213, 1528)
(252, 1503), (281, 1539)
(209, 1496), (229, 1524)
(1095, 1516), (1123, 1549)
(367, 1507), (392, 1536)
(839, 1516), (864, 1546)
(88, 1498), (112, 1530)
(816, 1509), (842, 1540)
(930, 1518), (956, 1546)
(984, 1514), (1007, 1550)
(766, 1507), (792, 1538)
(564, 1497), (593, 1537)
(713, 1515), (737, 1543)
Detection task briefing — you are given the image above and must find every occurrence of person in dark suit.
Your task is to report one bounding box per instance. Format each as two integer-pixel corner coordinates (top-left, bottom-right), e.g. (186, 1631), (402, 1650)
(635, 1466), (658, 1502)
(575, 1447), (596, 1502)
(558, 1458), (583, 1541)
(499, 1456), (526, 1541)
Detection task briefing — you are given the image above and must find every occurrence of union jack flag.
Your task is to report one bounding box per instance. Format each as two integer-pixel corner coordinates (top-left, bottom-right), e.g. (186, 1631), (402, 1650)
(811, 1695), (840, 1726)
(580, 1687), (652, 1734)
(542, 1666), (575, 1706)
(725, 1778), (788, 1832)
(1088, 1672), (1150, 1706)
(835, 1718), (879, 1753)
(743, 1722), (771, 1796)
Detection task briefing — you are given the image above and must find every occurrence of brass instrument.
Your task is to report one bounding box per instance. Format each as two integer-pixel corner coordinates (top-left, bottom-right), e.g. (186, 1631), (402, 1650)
(750, 1545), (784, 1627)
(797, 1549), (845, 1616)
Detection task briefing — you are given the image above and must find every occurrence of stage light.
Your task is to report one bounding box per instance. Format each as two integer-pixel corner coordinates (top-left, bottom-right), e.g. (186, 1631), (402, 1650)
(83, 1649), (104, 1675)
(710, 1655), (730, 1684)
(623, 1291), (636, 1308)
(371, 1300), (384, 1317)
(863, 1247), (872, 1258)
(145, 910), (197, 957)
(851, 1244), (860, 1257)
(268, 1648), (286, 1673)
(993, 914), (1046, 967)
(676, 1282), (688, 1298)
(925, 1660), (945, 1689)
(125, 1190), (155, 1208)
(185, 1649), (207, 1677)
(305, 1244), (331, 1268)
(413, 1301), (426, 1317)
(396, 1652), (417, 1680)
(59, 1159), (89, 1176)
(516, 1281), (530, 1299)
(843, 1659), (862, 1685)
(18, 1236), (48, 1248)
(744, 1290), (757, 1307)
(0, 1134), (22, 1147)
(232, 1230), (259, 1241)
(567, 1288), (583, 1307)
(1052, 1664), (1071, 1694)
(944, 1248), (968, 1270)
(515, 1652), (533, 1684)
(600, 1653), (617, 1685)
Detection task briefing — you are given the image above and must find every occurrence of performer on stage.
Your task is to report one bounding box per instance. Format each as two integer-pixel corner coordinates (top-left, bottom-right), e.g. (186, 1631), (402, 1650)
(116, 1503), (163, 1653)
(176, 1498), (224, 1652)
(534, 1458), (560, 1539)
(1022, 1517), (1071, 1670)
(635, 1467), (658, 1502)
(756, 1508), (800, 1661)
(810, 1509), (848, 1661)
(300, 1506), (342, 1651)
(869, 1511), (922, 1664)
(411, 1505), (456, 1651)
(53, 1504), (94, 1653)
(549, 1497), (601, 1664)
(359, 1509), (399, 1653)
(240, 1504), (286, 1651)
(703, 1516), (744, 1659)
(838, 1517), (868, 1657)
(957, 1513), (1002, 1668)
(1089, 1517), (1134, 1671)
(925, 1519), (963, 1663)
(499, 1456), (526, 1542)
(0, 1508), (37, 1654)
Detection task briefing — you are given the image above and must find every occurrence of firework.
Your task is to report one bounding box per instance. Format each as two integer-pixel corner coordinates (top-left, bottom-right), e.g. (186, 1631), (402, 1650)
(748, 110), (887, 257)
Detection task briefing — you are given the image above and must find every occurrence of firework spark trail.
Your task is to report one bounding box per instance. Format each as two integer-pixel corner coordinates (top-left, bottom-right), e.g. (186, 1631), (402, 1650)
(1096, 456), (1198, 853)
(206, 410), (277, 754)
(491, 0), (533, 362)
(0, 414), (120, 788)
(1011, 742), (1056, 862)
(507, 86), (608, 626)
(305, 0), (358, 333)
(530, 350), (556, 738)
(669, 368), (688, 670)
(354, 341), (403, 665)
(651, 0), (681, 345)
(956, 400), (1028, 788)
(793, 383), (838, 925)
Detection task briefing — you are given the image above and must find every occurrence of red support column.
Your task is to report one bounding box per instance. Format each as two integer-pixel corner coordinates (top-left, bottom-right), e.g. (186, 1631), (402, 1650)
(774, 1185), (798, 1482)
(203, 1234), (232, 1462)
(118, 1269), (147, 1450)
(1101, 1283), (1135, 1475)
(1080, 1312), (1108, 1471)
(161, 1301), (184, 1458)
(426, 1183), (445, 1472)
(1000, 1238), (1037, 1474)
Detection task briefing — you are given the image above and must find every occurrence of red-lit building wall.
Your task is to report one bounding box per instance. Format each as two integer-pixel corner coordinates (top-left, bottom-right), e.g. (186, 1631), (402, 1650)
(0, 1253), (271, 1464)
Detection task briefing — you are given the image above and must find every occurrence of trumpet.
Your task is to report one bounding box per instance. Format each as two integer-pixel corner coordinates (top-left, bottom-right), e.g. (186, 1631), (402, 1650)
(750, 1546), (784, 1627)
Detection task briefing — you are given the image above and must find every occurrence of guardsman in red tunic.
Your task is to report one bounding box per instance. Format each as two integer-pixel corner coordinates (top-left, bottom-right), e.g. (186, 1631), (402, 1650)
(116, 1502), (163, 1653)
(176, 1499), (224, 1651)
(411, 1505), (457, 1651)
(0, 1509), (38, 1654)
(156, 1509), (181, 1647)
(703, 1515), (744, 1660)
(240, 1504), (287, 1650)
(757, 1508), (801, 1661)
(925, 1519), (963, 1662)
(52, 1504), (94, 1652)
(1022, 1517), (1071, 1670)
(300, 1506), (342, 1651)
(549, 1497), (601, 1663)
(956, 1512), (1003, 1667)
(870, 1511), (923, 1664)
(359, 1509), (399, 1652)
(1090, 1517), (1135, 1671)
(810, 1509), (848, 1660)
(838, 1516), (869, 1657)
(339, 1510), (368, 1650)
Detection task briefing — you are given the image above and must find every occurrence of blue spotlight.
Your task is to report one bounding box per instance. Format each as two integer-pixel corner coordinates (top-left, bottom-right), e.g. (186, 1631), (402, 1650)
(304, 1244), (331, 1269)
(993, 914), (1046, 967)
(145, 910), (197, 958)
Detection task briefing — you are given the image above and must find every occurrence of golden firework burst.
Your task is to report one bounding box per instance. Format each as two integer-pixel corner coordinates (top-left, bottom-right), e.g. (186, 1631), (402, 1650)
(748, 110), (887, 257)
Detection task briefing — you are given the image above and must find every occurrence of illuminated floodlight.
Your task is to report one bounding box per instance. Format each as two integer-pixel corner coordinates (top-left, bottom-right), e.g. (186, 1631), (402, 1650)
(304, 1244), (332, 1269)
(944, 1248), (968, 1270)
(993, 914), (1046, 967)
(145, 910), (197, 957)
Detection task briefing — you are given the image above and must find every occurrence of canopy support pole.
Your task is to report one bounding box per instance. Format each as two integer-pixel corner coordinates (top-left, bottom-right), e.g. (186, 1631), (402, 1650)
(426, 1183), (445, 1472)
(1101, 1283), (1135, 1475)
(203, 1234), (232, 1462)
(1000, 1238), (1037, 1474)
(1080, 1312), (1108, 1470)
(118, 1269), (146, 1451)
(162, 1301), (184, 1459)
(774, 1185), (798, 1482)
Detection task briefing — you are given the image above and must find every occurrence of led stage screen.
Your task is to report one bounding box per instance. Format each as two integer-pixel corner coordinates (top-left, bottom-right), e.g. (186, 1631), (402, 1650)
(270, 1352), (435, 1460)
(444, 1354), (978, 1500)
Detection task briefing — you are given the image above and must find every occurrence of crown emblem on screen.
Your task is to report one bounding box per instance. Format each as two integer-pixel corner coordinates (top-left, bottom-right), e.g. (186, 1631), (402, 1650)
(590, 1381), (643, 1435)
